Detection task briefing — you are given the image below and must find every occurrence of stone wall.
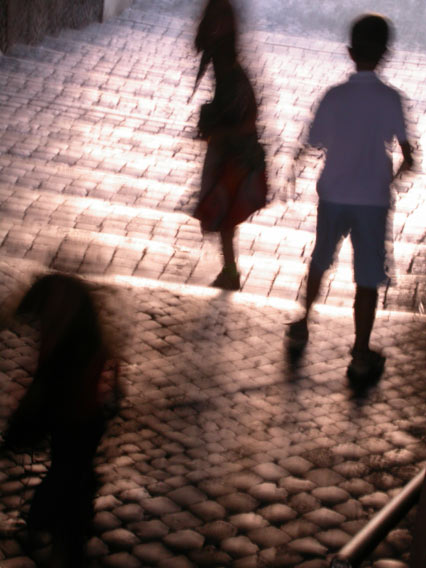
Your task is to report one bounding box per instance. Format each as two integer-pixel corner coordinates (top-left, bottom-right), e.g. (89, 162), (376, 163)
(0, 0), (103, 53)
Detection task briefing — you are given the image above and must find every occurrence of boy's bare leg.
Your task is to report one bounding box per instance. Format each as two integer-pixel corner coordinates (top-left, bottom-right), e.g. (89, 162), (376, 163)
(348, 285), (385, 381)
(303, 263), (324, 321)
(287, 263), (323, 347)
(353, 285), (378, 352)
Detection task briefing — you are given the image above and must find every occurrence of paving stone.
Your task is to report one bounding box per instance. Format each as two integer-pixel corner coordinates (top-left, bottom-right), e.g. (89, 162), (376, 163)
(217, 492), (259, 514)
(341, 519), (367, 536)
(233, 556), (258, 568)
(367, 471), (403, 491)
(114, 503), (144, 523)
(304, 507), (346, 528)
(102, 552), (141, 568)
(288, 492), (320, 514)
(248, 482), (288, 503)
(221, 536), (259, 558)
(259, 503), (298, 523)
(228, 512), (268, 531)
(279, 455), (313, 476)
(334, 460), (370, 479)
(140, 496), (180, 515)
(130, 519), (169, 541)
(93, 511), (121, 532)
(224, 471), (263, 490)
(163, 529), (205, 551)
(198, 480), (232, 498)
(158, 556), (195, 568)
(372, 561), (409, 568)
(162, 511), (202, 531)
(189, 546), (232, 566)
(289, 537), (328, 556)
(385, 528), (412, 552)
(297, 561), (329, 568)
(360, 438), (394, 454)
(133, 542), (173, 564)
(311, 486), (351, 505)
(94, 495), (122, 511)
(305, 468), (345, 487)
(335, 499), (366, 520)
(199, 520), (237, 543)
(333, 443), (367, 459)
(359, 492), (390, 510)
(190, 500), (226, 521)
(282, 519), (320, 539)
(102, 528), (139, 549)
(252, 462), (286, 482)
(248, 526), (290, 547)
(167, 485), (207, 506)
(339, 478), (376, 497)
(86, 536), (109, 558)
(279, 476), (316, 494)
(317, 528), (351, 549)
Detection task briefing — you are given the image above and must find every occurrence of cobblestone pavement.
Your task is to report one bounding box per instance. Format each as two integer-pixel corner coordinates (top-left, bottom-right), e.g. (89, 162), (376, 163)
(0, 1), (425, 567)
(0, 259), (425, 568)
(0, 1), (425, 311)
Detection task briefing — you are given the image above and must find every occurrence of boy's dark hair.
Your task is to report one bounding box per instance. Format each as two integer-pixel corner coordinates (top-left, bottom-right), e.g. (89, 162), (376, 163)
(350, 14), (391, 63)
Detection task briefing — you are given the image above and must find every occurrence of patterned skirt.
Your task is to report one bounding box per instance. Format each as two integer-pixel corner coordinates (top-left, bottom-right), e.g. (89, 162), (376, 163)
(194, 140), (268, 232)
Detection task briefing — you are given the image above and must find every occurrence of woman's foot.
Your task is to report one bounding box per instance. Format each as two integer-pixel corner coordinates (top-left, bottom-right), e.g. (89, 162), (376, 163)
(210, 266), (240, 291)
(286, 318), (309, 351)
(347, 348), (385, 382)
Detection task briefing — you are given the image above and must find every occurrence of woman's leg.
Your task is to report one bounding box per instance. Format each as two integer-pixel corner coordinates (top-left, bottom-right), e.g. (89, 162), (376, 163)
(220, 227), (236, 271)
(211, 228), (240, 289)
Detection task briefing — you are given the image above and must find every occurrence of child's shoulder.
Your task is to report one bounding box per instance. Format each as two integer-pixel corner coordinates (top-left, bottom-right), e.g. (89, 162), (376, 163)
(323, 73), (402, 103)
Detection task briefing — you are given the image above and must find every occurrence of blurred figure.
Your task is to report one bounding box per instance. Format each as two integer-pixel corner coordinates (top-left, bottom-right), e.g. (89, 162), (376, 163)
(193, 0), (268, 290)
(287, 15), (413, 382)
(193, 0), (238, 96)
(2, 272), (121, 567)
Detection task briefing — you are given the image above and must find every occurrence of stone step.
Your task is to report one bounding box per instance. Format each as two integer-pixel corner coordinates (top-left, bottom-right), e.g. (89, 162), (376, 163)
(0, 48), (311, 157)
(0, 181), (315, 255)
(0, 181), (339, 262)
(0, 185), (423, 312)
(0, 143), (318, 232)
(0, 6), (423, 316)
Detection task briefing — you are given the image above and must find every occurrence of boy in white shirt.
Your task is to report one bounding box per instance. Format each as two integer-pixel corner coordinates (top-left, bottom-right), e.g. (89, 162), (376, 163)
(287, 14), (413, 382)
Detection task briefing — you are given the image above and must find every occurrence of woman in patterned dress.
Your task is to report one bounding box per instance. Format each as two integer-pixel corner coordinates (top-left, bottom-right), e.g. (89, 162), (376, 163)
(194, 0), (268, 290)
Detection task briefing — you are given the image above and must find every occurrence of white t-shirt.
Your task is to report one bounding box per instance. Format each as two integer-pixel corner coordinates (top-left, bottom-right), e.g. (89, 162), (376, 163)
(308, 71), (408, 206)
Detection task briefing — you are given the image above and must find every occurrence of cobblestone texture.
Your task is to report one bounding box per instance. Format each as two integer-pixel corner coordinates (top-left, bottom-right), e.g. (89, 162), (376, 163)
(0, 259), (425, 567)
(0, 0), (424, 312)
(0, 1), (425, 566)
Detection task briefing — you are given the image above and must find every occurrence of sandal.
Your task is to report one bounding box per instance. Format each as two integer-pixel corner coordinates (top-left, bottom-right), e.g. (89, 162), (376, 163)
(210, 267), (240, 291)
(347, 349), (385, 382)
(287, 319), (309, 350)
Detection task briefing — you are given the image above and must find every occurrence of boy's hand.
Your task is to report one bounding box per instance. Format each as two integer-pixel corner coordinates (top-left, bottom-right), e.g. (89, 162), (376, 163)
(399, 140), (414, 172)
(393, 141), (414, 181)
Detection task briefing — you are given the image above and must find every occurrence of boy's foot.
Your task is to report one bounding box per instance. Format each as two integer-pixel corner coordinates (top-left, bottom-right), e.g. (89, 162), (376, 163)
(210, 267), (240, 291)
(347, 349), (385, 383)
(287, 319), (309, 351)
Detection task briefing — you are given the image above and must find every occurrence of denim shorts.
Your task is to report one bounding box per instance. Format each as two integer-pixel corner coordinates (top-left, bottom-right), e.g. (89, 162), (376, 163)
(311, 200), (389, 288)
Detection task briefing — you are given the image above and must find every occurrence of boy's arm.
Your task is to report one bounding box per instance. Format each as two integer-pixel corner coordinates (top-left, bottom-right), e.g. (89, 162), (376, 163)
(394, 140), (414, 179)
(284, 93), (329, 200)
(400, 140), (414, 170)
